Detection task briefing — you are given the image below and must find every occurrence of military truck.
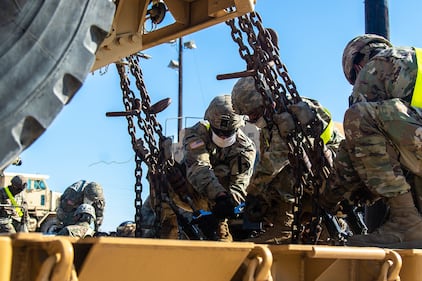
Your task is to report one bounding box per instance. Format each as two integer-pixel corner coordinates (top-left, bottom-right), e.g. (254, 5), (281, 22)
(0, 1), (421, 281)
(0, 172), (62, 233)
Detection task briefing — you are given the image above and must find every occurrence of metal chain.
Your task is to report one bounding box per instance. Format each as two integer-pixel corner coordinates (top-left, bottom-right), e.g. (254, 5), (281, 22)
(227, 12), (332, 243)
(115, 55), (166, 237)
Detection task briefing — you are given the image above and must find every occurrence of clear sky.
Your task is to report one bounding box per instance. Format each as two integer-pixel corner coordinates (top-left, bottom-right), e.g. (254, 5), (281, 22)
(5, 1), (422, 232)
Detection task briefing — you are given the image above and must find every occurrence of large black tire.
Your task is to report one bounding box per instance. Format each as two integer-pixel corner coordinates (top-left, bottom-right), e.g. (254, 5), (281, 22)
(0, 0), (115, 170)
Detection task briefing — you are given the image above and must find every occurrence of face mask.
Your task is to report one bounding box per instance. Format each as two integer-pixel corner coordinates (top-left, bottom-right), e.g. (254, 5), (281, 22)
(212, 131), (236, 148)
(254, 116), (267, 129)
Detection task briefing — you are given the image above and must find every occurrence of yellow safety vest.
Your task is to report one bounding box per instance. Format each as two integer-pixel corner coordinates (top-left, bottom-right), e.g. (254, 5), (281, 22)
(4, 187), (23, 217)
(320, 108), (333, 145)
(411, 48), (422, 108)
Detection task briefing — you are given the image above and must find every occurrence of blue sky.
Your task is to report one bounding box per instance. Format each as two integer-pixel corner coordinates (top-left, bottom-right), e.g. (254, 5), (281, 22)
(5, 1), (422, 232)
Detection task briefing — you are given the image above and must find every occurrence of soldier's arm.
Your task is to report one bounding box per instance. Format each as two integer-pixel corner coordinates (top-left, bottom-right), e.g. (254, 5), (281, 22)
(183, 132), (226, 200)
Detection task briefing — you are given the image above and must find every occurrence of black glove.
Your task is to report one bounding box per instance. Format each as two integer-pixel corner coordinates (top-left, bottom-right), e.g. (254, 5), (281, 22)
(212, 194), (235, 219)
(244, 194), (269, 222)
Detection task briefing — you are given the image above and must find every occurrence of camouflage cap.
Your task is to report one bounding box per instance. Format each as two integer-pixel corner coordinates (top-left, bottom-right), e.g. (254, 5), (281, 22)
(342, 34), (392, 85)
(231, 77), (265, 115)
(204, 95), (244, 131)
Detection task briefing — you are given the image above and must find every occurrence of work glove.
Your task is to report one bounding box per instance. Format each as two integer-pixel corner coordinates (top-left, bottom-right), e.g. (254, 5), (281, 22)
(212, 193), (235, 219)
(288, 101), (316, 126)
(273, 112), (296, 138)
(244, 194), (269, 222)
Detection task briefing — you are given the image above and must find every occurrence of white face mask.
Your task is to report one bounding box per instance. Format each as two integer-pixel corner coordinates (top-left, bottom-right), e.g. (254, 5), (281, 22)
(254, 116), (267, 129)
(212, 131), (236, 148)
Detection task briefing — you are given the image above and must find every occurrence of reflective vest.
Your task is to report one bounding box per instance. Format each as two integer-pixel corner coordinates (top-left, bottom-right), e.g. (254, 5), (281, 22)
(4, 187), (23, 217)
(411, 48), (422, 108)
(320, 107), (334, 145)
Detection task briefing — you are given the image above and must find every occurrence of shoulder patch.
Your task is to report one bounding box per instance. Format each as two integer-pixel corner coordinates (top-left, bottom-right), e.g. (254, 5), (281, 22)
(189, 139), (205, 150)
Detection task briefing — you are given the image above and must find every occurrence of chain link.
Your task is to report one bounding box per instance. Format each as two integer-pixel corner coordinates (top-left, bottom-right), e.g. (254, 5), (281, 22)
(227, 12), (332, 243)
(115, 55), (167, 237)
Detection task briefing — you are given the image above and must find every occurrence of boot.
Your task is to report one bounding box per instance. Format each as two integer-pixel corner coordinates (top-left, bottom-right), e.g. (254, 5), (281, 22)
(347, 192), (422, 248)
(218, 219), (233, 242)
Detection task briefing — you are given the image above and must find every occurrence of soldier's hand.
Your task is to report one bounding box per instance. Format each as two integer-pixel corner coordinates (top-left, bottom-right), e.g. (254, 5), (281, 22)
(212, 193), (235, 219)
(288, 101), (316, 125)
(245, 194), (269, 222)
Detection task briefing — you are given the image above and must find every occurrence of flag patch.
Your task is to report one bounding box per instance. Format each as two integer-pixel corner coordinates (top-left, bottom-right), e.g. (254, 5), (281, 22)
(189, 139), (205, 149)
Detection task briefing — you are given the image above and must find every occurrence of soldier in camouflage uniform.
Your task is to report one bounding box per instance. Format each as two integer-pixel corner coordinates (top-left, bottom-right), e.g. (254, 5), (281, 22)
(56, 180), (105, 231)
(183, 95), (256, 241)
(231, 76), (344, 244)
(319, 34), (422, 248)
(140, 95), (256, 242)
(57, 203), (96, 238)
(0, 175), (28, 233)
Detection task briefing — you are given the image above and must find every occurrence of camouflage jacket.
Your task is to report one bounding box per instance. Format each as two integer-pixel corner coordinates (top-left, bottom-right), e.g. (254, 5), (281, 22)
(183, 120), (256, 203)
(247, 97), (343, 194)
(57, 221), (95, 238)
(350, 47), (418, 105)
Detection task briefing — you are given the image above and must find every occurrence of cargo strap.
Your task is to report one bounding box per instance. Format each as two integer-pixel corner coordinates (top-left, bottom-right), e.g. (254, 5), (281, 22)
(4, 187), (23, 217)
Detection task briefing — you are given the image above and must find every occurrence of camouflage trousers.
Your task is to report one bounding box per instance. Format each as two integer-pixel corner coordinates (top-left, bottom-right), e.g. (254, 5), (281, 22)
(141, 195), (195, 239)
(338, 99), (422, 199)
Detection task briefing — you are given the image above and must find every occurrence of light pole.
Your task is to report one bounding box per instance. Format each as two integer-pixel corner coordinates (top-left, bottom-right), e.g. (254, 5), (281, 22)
(168, 37), (196, 141)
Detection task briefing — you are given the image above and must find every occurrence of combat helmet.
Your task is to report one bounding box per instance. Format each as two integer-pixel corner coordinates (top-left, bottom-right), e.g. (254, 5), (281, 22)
(9, 175), (27, 194)
(231, 77), (268, 116)
(342, 34), (392, 85)
(116, 221), (136, 237)
(74, 203), (96, 221)
(204, 95), (243, 134)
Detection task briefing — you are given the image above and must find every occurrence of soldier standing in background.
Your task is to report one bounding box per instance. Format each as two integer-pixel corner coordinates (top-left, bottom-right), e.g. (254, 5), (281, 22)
(320, 34), (422, 248)
(231, 76), (344, 244)
(0, 175), (28, 233)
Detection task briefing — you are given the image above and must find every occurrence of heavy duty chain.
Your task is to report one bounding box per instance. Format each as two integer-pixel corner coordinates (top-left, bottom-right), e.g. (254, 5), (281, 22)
(226, 12), (333, 243)
(114, 55), (167, 237)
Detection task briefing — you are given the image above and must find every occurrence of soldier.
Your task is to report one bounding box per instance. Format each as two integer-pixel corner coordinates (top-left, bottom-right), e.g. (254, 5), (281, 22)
(231, 76), (344, 244)
(0, 175), (28, 233)
(56, 180), (105, 231)
(319, 34), (422, 248)
(141, 95), (256, 241)
(57, 203), (96, 238)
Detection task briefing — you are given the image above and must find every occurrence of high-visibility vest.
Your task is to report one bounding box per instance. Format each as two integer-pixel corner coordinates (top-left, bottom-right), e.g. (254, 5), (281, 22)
(411, 48), (422, 108)
(4, 187), (23, 217)
(320, 107), (334, 145)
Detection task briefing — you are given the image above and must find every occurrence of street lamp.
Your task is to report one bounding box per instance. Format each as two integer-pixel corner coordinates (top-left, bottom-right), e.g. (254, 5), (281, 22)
(168, 37), (196, 141)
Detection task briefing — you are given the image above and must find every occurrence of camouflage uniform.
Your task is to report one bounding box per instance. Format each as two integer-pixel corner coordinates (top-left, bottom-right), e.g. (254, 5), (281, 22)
(321, 34), (422, 248)
(0, 176), (28, 233)
(56, 180), (105, 230)
(57, 203), (96, 238)
(231, 77), (343, 244)
(141, 95), (256, 241)
(183, 120), (256, 204)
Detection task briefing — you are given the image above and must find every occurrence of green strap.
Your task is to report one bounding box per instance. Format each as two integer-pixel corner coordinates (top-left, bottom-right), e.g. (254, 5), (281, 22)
(320, 107), (333, 145)
(411, 48), (422, 108)
(4, 187), (23, 217)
